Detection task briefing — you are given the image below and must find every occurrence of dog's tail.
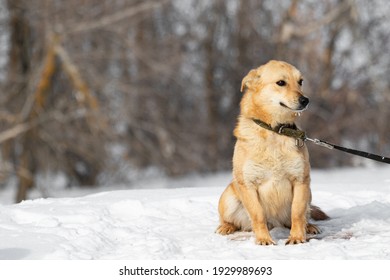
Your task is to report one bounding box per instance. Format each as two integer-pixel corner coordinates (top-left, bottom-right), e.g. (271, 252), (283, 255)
(310, 205), (329, 220)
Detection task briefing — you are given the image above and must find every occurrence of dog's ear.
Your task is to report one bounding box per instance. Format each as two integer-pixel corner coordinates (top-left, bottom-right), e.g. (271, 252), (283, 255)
(240, 68), (261, 92)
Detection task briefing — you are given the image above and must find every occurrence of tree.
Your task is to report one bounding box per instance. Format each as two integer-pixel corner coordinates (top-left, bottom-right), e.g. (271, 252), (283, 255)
(0, 0), (389, 202)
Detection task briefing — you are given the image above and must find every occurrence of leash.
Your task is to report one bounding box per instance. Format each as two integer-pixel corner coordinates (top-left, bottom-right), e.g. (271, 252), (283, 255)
(305, 137), (390, 164)
(252, 118), (390, 164)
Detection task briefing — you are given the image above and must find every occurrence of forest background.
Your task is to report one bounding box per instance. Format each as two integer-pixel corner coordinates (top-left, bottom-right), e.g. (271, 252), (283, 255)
(0, 0), (389, 202)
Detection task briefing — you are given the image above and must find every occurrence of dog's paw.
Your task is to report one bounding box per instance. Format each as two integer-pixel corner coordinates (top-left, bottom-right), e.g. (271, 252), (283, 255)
(216, 223), (238, 235)
(306, 223), (320, 235)
(255, 236), (276, 246)
(285, 235), (307, 245)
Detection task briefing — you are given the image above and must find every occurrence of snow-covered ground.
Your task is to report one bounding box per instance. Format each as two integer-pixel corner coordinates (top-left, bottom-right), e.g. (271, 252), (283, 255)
(1, 167), (390, 260)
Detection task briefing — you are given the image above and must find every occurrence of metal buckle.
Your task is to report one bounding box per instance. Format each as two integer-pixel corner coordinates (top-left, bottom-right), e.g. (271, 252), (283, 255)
(305, 137), (334, 150)
(295, 138), (305, 148)
(278, 125), (286, 134)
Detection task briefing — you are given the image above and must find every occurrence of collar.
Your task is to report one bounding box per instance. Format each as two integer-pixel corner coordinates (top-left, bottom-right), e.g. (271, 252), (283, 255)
(252, 118), (306, 146)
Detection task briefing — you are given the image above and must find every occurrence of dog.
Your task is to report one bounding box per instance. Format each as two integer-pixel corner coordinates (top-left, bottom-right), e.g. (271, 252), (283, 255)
(216, 60), (328, 245)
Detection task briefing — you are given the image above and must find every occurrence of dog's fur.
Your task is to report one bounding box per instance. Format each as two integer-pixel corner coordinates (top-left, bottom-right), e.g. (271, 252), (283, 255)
(216, 60), (328, 245)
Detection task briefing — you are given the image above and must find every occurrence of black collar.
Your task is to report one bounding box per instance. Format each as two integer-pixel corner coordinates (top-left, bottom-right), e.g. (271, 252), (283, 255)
(252, 118), (306, 144)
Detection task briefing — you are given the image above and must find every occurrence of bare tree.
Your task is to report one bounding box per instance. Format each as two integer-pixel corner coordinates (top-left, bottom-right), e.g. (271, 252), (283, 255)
(0, 0), (389, 202)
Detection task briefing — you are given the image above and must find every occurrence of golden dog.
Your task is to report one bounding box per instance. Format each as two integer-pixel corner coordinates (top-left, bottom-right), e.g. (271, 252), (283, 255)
(216, 60), (328, 245)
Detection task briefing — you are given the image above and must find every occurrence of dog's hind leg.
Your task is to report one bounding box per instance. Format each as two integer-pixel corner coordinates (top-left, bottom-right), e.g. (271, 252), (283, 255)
(306, 223), (320, 234)
(306, 205), (328, 235)
(216, 183), (248, 235)
(216, 222), (238, 235)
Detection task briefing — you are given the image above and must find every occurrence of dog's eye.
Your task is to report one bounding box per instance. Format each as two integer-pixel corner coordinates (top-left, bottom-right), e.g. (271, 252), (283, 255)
(298, 79), (303, 86)
(276, 80), (286, 86)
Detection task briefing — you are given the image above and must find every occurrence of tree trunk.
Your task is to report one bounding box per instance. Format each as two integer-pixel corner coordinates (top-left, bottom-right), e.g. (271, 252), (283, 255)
(204, 21), (219, 172)
(7, 0), (35, 202)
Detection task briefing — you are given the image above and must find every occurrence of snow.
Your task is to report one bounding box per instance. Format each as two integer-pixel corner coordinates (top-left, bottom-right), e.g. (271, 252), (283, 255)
(1, 167), (390, 260)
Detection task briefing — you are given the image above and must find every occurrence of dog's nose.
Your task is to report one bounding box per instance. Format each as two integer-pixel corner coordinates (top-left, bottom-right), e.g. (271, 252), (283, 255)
(299, 96), (309, 107)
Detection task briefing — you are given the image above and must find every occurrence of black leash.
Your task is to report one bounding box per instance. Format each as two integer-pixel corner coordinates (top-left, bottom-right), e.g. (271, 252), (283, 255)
(305, 137), (390, 164)
(252, 118), (390, 164)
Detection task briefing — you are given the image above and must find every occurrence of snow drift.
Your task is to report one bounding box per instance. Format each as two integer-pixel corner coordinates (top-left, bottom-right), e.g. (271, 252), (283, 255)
(1, 167), (390, 259)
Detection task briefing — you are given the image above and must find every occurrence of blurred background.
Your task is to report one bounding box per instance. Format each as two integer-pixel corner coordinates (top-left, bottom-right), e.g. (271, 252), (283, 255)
(0, 0), (389, 202)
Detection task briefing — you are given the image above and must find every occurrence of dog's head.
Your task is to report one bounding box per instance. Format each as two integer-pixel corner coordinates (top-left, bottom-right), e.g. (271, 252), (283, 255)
(240, 60), (309, 125)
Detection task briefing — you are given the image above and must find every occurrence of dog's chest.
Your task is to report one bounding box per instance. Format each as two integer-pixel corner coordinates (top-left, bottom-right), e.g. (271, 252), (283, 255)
(241, 138), (306, 185)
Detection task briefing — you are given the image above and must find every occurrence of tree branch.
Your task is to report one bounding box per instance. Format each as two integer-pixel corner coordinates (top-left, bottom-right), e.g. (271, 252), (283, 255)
(64, 0), (170, 36)
(0, 109), (89, 144)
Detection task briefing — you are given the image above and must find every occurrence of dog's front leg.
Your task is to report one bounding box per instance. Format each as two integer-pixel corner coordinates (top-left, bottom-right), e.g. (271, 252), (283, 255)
(239, 184), (275, 245)
(286, 181), (310, 245)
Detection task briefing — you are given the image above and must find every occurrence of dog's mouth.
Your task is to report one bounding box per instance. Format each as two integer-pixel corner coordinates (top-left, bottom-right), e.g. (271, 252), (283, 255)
(279, 102), (308, 112)
(280, 96), (309, 112)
